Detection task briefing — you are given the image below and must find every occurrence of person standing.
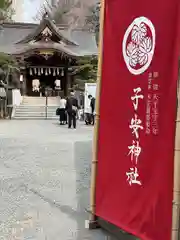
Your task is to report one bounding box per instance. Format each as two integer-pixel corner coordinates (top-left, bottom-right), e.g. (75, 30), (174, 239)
(85, 95), (92, 125)
(88, 94), (96, 125)
(59, 96), (67, 125)
(66, 91), (79, 129)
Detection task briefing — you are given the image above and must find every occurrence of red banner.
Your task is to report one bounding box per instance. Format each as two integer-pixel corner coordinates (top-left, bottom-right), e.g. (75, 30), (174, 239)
(95, 1), (180, 239)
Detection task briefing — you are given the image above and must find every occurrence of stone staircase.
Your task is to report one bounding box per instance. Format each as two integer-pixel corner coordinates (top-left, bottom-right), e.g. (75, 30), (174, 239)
(13, 96), (60, 120)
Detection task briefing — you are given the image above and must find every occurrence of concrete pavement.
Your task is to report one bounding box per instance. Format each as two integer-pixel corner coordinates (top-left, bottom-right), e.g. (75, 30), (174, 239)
(0, 120), (111, 240)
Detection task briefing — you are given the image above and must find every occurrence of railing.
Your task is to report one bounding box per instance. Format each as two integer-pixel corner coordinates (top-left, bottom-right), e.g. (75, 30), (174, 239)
(12, 89), (23, 106)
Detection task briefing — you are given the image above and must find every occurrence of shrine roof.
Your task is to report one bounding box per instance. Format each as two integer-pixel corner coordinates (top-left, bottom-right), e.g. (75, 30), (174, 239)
(0, 16), (97, 57)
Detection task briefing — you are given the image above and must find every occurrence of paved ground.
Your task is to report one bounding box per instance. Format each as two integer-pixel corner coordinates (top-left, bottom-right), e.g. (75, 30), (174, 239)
(0, 120), (111, 240)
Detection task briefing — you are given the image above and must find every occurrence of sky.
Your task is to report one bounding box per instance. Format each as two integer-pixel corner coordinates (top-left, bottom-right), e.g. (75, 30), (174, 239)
(24, 0), (42, 23)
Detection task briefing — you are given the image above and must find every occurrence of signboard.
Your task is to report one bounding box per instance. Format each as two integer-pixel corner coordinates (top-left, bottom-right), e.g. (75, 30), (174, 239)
(84, 83), (96, 113)
(95, 0), (180, 239)
(39, 50), (54, 55)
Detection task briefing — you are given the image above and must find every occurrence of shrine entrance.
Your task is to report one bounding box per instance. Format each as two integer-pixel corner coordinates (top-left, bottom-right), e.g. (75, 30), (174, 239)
(22, 50), (75, 97)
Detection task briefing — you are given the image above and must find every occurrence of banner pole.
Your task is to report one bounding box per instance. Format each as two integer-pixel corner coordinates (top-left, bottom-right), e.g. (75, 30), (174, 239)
(88, 0), (105, 229)
(172, 63), (180, 240)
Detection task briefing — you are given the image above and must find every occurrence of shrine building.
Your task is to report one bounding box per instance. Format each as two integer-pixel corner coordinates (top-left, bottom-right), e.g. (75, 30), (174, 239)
(0, 13), (97, 97)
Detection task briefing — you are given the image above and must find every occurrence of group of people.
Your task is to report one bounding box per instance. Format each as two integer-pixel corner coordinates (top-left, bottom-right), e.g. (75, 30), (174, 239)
(58, 91), (95, 129)
(58, 91), (79, 129)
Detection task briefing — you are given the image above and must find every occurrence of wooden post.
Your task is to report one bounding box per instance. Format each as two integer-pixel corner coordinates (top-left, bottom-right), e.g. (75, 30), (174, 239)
(0, 99), (3, 118)
(172, 67), (180, 240)
(4, 67), (10, 118)
(65, 68), (70, 96)
(89, 0), (105, 229)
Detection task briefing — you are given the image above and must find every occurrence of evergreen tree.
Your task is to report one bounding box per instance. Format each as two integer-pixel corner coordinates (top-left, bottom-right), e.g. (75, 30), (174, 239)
(0, 0), (14, 22)
(72, 56), (98, 91)
(0, 52), (19, 88)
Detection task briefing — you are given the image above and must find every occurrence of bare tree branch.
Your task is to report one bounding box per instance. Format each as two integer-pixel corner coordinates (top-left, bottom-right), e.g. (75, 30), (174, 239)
(34, 0), (99, 31)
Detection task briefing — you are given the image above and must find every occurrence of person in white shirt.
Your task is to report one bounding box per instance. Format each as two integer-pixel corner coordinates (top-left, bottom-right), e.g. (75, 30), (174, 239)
(59, 96), (67, 125)
(85, 96), (92, 125)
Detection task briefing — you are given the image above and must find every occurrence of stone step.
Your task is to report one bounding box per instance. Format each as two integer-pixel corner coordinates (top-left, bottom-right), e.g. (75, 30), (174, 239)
(23, 96), (60, 98)
(22, 102), (59, 104)
(15, 105), (58, 108)
(21, 104), (59, 106)
(23, 100), (59, 101)
(23, 98), (59, 101)
(22, 106), (59, 108)
(15, 106), (58, 109)
(13, 97), (60, 119)
(15, 110), (57, 114)
(22, 98), (59, 104)
(14, 111), (58, 114)
(15, 110), (57, 112)
(15, 109), (57, 113)
(15, 111), (57, 114)
(14, 115), (58, 118)
(22, 104), (59, 106)
(13, 117), (59, 120)
(14, 113), (58, 118)
(14, 111), (58, 115)
(23, 96), (60, 99)
(23, 98), (59, 100)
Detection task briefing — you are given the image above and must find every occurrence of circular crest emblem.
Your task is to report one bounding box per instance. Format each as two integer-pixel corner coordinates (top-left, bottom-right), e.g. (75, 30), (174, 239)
(122, 17), (156, 75)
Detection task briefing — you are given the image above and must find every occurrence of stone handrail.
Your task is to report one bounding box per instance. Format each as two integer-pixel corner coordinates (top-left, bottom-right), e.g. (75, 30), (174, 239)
(12, 89), (22, 106)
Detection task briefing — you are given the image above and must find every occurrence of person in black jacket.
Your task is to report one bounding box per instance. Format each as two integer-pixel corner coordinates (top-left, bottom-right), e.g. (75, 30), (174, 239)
(88, 95), (96, 125)
(66, 91), (79, 129)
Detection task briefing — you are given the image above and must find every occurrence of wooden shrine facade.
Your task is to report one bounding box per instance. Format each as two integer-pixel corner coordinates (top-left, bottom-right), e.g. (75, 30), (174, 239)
(0, 13), (97, 97)
(18, 49), (76, 97)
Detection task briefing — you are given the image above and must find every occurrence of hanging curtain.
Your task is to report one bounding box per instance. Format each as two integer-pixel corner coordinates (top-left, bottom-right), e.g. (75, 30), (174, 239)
(34, 68), (37, 75)
(41, 68), (43, 74)
(45, 68), (48, 75)
(61, 69), (64, 76)
(29, 68), (33, 75)
(20, 75), (23, 82)
(49, 68), (51, 75)
(53, 68), (56, 76)
(38, 68), (41, 75)
(57, 68), (59, 75)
